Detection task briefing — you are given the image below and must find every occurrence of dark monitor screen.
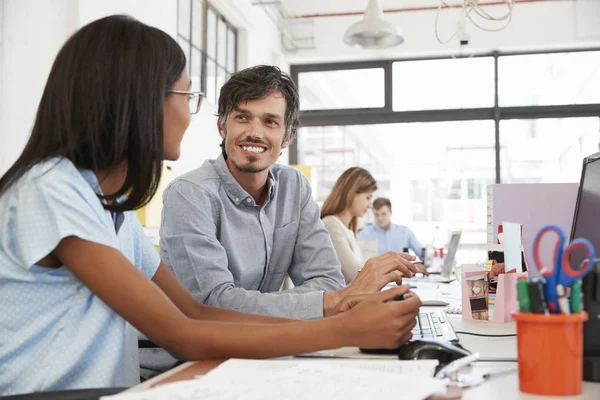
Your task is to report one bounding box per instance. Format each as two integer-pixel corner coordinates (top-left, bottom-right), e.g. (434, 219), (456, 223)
(570, 152), (600, 359)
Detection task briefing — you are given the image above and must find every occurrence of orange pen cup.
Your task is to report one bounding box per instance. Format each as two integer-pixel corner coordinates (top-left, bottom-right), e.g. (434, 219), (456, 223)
(512, 312), (588, 396)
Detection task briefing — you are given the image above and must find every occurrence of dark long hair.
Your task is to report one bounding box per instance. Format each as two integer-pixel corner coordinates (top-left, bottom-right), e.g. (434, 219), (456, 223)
(0, 15), (186, 212)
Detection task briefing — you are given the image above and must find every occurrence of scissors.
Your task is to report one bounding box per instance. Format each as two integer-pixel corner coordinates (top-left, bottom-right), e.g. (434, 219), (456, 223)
(532, 224), (595, 313)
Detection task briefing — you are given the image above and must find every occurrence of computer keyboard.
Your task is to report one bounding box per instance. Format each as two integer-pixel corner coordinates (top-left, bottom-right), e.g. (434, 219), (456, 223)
(358, 310), (458, 355)
(412, 310), (458, 342)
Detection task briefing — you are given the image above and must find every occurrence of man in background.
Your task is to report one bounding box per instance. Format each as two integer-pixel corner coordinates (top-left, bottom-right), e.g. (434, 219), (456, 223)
(359, 198), (424, 257)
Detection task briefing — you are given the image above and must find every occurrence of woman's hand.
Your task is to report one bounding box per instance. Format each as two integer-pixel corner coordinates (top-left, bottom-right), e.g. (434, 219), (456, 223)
(336, 285), (421, 349)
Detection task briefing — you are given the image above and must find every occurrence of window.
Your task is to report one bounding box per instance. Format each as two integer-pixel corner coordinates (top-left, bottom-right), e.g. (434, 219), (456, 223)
(298, 68), (385, 110)
(177, 0), (237, 104)
(500, 117), (600, 183)
(291, 49), (600, 264)
(499, 51), (600, 107)
(298, 120), (495, 263)
(393, 57), (495, 111)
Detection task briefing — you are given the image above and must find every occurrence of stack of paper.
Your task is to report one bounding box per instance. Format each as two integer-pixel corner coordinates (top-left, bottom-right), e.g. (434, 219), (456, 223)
(103, 359), (445, 400)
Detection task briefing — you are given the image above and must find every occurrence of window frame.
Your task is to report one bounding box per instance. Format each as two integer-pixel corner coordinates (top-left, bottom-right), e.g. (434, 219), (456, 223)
(177, 0), (238, 103)
(289, 47), (600, 183)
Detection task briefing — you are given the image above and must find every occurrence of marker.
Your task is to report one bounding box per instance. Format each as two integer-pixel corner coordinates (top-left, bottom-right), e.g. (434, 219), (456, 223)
(529, 277), (549, 314)
(516, 278), (532, 313)
(570, 280), (583, 313)
(556, 284), (570, 315)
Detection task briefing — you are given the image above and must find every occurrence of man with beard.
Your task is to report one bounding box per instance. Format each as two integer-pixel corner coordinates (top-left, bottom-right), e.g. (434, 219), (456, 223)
(158, 65), (419, 319)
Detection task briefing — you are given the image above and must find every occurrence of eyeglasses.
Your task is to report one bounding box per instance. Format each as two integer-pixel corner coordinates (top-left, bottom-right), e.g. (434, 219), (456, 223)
(167, 90), (204, 114)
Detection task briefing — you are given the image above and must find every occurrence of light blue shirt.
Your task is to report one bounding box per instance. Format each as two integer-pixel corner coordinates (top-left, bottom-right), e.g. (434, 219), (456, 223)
(358, 223), (424, 256)
(0, 158), (160, 395)
(159, 155), (345, 320)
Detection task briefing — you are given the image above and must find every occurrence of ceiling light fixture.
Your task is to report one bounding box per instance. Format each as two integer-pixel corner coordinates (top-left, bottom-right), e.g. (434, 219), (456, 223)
(343, 0), (404, 49)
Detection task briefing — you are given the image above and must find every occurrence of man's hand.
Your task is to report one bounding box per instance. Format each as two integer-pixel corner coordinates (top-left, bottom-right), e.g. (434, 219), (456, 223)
(323, 252), (420, 316)
(350, 252), (420, 294)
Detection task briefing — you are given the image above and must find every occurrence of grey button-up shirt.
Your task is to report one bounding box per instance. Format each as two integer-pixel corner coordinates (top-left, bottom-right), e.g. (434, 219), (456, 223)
(159, 155), (345, 319)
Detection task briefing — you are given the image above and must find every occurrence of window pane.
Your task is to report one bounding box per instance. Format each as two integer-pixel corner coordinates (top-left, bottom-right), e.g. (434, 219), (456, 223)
(217, 18), (227, 67)
(206, 60), (217, 104)
(393, 57), (495, 111)
(206, 8), (217, 59)
(297, 120), (495, 263)
(500, 117), (600, 183)
(499, 51), (600, 106)
(191, 0), (204, 49)
(216, 67), (226, 102)
(178, 0), (191, 39)
(177, 37), (191, 76)
(227, 28), (236, 72)
(298, 69), (385, 110)
(191, 48), (202, 92)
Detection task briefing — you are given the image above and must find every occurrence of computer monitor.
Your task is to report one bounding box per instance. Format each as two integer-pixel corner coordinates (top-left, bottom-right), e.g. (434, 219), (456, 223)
(570, 152), (600, 382)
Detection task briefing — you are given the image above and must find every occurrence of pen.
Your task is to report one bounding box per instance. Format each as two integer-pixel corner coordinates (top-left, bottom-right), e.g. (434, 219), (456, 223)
(556, 284), (570, 315)
(570, 280), (582, 313)
(516, 278), (532, 313)
(529, 277), (549, 314)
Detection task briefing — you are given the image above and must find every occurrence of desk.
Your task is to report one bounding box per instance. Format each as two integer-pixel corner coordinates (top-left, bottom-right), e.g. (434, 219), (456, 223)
(130, 283), (600, 399)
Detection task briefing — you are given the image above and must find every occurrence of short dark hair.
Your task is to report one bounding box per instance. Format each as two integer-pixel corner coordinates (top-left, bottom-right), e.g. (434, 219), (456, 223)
(373, 198), (392, 212)
(217, 65), (299, 157)
(0, 15), (186, 212)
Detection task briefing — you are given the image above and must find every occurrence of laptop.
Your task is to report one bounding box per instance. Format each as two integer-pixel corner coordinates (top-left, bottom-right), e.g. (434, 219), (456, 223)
(410, 232), (462, 284)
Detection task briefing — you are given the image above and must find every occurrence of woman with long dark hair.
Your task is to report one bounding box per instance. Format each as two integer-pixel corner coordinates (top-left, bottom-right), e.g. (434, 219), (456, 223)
(0, 15), (420, 396)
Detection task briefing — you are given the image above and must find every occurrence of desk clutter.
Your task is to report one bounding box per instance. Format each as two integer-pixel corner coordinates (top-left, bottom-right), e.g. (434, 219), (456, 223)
(512, 224), (595, 396)
(102, 359), (446, 400)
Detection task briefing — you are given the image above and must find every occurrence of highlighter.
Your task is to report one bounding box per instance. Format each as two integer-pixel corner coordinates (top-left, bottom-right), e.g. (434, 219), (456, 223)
(570, 280), (583, 313)
(516, 278), (532, 313)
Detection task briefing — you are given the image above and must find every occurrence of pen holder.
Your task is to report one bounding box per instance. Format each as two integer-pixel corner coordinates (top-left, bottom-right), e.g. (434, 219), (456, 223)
(513, 312), (588, 396)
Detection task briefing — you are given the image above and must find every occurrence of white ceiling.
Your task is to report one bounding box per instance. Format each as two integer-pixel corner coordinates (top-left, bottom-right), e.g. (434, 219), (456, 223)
(280, 0), (463, 17)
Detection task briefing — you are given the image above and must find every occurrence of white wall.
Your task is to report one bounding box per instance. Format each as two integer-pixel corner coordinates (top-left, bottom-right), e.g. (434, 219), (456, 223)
(0, 0), (286, 176)
(0, 0), (79, 174)
(285, 1), (600, 64)
(78, 0), (177, 37)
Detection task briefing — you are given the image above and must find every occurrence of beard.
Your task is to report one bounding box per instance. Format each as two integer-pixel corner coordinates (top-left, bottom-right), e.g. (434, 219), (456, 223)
(231, 156), (269, 173)
(222, 129), (271, 174)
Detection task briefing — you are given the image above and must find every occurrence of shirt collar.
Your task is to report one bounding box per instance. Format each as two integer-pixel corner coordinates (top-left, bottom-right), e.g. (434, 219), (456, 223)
(372, 224), (391, 233)
(214, 154), (276, 206)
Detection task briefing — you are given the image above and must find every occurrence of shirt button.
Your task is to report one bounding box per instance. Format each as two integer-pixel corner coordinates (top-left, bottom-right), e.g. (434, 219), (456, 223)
(235, 197), (239, 202)
(246, 198), (251, 203)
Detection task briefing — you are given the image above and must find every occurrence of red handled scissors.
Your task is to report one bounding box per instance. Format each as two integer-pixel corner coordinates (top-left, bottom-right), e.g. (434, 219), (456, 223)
(532, 224), (595, 313)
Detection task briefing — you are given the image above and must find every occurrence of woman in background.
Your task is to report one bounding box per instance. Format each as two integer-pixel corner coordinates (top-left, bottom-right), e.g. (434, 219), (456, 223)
(321, 167), (377, 284)
(0, 15), (421, 396)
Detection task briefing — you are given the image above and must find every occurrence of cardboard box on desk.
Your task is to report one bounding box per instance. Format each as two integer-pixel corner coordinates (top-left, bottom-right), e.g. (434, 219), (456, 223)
(462, 270), (528, 323)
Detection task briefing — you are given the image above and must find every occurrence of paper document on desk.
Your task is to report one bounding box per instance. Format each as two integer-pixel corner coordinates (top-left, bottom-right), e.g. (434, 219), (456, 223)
(103, 359), (445, 400)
